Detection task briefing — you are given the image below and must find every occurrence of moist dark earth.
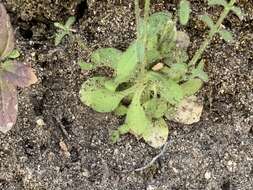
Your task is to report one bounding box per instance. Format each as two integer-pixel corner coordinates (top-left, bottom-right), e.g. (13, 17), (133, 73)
(0, 0), (252, 189)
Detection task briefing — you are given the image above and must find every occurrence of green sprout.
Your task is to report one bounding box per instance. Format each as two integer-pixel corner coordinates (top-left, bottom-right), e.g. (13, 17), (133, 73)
(79, 0), (243, 148)
(54, 16), (76, 46)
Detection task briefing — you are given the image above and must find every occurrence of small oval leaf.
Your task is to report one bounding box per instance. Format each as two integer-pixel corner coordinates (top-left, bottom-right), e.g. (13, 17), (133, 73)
(219, 29), (233, 42)
(232, 7), (245, 20)
(125, 87), (152, 137)
(200, 15), (214, 29)
(91, 48), (122, 70)
(179, 0), (191, 25)
(181, 78), (203, 97)
(208, 0), (227, 6)
(115, 42), (142, 84)
(80, 77), (124, 112)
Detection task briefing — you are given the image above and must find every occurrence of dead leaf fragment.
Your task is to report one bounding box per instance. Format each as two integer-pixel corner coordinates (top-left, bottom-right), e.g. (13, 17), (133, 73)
(173, 96), (203, 124)
(59, 140), (70, 158)
(143, 119), (169, 148)
(152, 62), (164, 71)
(0, 3), (14, 58)
(1, 61), (37, 87)
(176, 31), (190, 49)
(0, 81), (17, 133)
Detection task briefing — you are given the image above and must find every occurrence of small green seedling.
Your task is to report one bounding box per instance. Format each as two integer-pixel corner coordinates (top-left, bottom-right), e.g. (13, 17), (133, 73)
(79, 0), (243, 148)
(54, 16), (76, 46)
(0, 3), (37, 133)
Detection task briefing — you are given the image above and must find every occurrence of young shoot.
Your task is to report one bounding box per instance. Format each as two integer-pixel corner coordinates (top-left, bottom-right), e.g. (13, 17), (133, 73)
(54, 16), (76, 46)
(79, 0), (243, 148)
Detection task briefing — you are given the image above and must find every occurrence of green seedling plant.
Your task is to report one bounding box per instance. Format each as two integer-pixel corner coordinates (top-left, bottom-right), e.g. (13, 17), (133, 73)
(79, 0), (243, 148)
(0, 3), (37, 133)
(54, 16), (76, 46)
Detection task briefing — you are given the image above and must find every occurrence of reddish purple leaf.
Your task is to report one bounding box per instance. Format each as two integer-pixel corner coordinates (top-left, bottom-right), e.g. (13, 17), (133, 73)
(0, 3), (14, 58)
(0, 80), (17, 133)
(1, 60), (38, 87)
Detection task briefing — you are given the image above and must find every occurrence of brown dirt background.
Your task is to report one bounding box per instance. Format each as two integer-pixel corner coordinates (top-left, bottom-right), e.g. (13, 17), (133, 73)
(0, 0), (252, 189)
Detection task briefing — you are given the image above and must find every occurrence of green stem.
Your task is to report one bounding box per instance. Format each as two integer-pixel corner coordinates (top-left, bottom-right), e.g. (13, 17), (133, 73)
(188, 0), (236, 67)
(140, 0), (151, 74)
(135, 0), (140, 41)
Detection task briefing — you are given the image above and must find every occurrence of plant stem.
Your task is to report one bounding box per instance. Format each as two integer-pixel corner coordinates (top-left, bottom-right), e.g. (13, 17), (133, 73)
(134, 0), (140, 41)
(141, 0), (151, 74)
(188, 0), (236, 67)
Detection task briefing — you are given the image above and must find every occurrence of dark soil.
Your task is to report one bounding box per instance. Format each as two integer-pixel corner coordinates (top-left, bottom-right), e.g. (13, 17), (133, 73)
(0, 0), (253, 189)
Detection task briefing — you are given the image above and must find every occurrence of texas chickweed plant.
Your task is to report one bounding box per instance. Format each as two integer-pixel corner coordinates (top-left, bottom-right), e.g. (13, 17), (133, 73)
(0, 3), (37, 133)
(79, 0), (243, 148)
(54, 16), (76, 46)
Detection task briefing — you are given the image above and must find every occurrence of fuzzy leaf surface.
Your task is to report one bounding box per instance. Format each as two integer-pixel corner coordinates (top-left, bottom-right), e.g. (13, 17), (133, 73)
(200, 15), (214, 29)
(115, 42), (141, 84)
(78, 60), (93, 70)
(143, 98), (167, 119)
(65, 16), (76, 28)
(179, 0), (191, 25)
(7, 50), (20, 59)
(219, 29), (233, 42)
(0, 3), (14, 58)
(190, 60), (209, 82)
(161, 79), (183, 104)
(125, 87), (151, 137)
(208, 0), (227, 6)
(181, 78), (203, 97)
(80, 77), (124, 112)
(0, 61), (37, 87)
(232, 7), (244, 20)
(0, 81), (17, 133)
(162, 63), (187, 81)
(91, 48), (122, 70)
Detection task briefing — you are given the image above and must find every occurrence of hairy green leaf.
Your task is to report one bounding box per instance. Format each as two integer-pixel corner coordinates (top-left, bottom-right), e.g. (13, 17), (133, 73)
(1, 61), (38, 87)
(125, 87), (151, 137)
(114, 104), (128, 116)
(7, 50), (20, 59)
(55, 31), (68, 46)
(91, 48), (122, 70)
(190, 60), (209, 82)
(162, 63), (188, 81)
(143, 98), (168, 119)
(65, 16), (76, 28)
(139, 11), (172, 38)
(78, 60), (93, 70)
(232, 7), (244, 20)
(208, 0), (227, 6)
(54, 16), (75, 46)
(0, 3), (14, 58)
(160, 79), (183, 104)
(200, 15), (214, 29)
(115, 42), (141, 84)
(179, 0), (191, 25)
(80, 77), (124, 112)
(54, 23), (66, 30)
(181, 78), (203, 97)
(147, 72), (183, 105)
(143, 118), (169, 148)
(0, 80), (17, 133)
(219, 29), (233, 42)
